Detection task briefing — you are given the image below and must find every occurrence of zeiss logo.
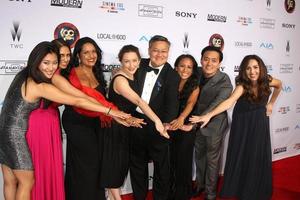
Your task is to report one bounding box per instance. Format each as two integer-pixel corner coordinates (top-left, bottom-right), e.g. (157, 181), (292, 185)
(260, 43), (274, 49)
(282, 85), (292, 93)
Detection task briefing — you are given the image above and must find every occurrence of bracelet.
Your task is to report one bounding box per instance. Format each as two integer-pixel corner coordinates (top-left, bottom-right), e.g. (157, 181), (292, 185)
(107, 107), (112, 115)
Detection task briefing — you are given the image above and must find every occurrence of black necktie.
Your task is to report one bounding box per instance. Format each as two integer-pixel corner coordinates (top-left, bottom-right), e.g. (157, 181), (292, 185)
(145, 65), (159, 75)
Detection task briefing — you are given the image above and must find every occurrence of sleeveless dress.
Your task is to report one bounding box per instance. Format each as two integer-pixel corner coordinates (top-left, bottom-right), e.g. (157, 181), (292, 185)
(0, 69), (39, 170)
(220, 96), (272, 200)
(100, 74), (138, 188)
(26, 101), (65, 200)
(62, 68), (107, 200)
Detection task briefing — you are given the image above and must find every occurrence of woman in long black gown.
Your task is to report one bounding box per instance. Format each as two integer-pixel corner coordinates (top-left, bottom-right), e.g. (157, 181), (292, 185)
(190, 55), (282, 200)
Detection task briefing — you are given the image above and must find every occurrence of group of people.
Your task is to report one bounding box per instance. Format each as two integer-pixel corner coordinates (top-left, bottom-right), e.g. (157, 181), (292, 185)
(0, 34), (282, 200)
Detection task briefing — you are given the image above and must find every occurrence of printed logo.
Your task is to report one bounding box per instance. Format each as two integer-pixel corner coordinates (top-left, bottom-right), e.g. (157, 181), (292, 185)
(97, 33), (126, 41)
(273, 147), (287, 154)
(280, 64), (293, 73)
(234, 65), (240, 73)
(10, 21), (23, 49)
(51, 0), (83, 8)
(175, 11), (197, 18)
(260, 42), (274, 49)
(282, 23), (296, 29)
(274, 127), (289, 134)
(286, 40), (290, 55)
(0, 60), (26, 75)
(54, 22), (80, 48)
(266, 65), (273, 73)
(285, 0), (295, 13)
(237, 16), (252, 26)
(294, 143), (300, 150)
(295, 124), (300, 129)
(183, 33), (189, 53)
(266, 0), (271, 10)
(138, 35), (152, 42)
(234, 41), (252, 48)
(207, 14), (227, 23)
(101, 63), (120, 72)
(278, 106), (290, 114)
(9, 0), (31, 2)
(296, 105), (300, 113)
(282, 85), (292, 93)
(260, 18), (275, 29)
(100, 1), (125, 13)
(209, 33), (224, 51)
(138, 4), (163, 18)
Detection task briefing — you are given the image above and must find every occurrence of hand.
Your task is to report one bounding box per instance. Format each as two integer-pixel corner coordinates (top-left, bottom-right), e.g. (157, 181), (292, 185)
(112, 116), (130, 127)
(126, 117), (146, 128)
(266, 103), (273, 116)
(109, 109), (131, 119)
(180, 124), (194, 132)
(155, 121), (170, 139)
(169, 116), (185, 131)
(189, 114), (211, 128)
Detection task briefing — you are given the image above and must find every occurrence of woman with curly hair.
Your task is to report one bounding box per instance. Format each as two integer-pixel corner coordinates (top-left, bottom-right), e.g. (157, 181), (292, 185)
(167, 54), (200, 200)
(190, 54), (282, 200)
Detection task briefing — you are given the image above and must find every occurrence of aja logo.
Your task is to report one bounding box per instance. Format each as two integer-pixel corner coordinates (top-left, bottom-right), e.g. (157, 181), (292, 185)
(260, 43), (274, 49)
(139, 35), (152, 42)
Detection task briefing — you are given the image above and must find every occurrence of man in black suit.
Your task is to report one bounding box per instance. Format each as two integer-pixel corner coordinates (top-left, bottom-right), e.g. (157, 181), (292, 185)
(191, 46), (233, 200)
(130, 35), (180, 200)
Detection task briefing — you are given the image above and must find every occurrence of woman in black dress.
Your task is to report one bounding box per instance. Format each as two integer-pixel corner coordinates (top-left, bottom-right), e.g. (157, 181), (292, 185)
(190, 55), (282, 200)
(100, 45), (167, 200)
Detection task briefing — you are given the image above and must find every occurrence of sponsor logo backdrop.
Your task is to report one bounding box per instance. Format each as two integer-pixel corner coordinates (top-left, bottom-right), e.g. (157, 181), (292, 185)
(0, 0), (299, 197)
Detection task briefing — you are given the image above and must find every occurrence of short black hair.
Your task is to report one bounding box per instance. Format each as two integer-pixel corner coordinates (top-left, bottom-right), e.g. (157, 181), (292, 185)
(149, 35), (171, 48)
(201, 45), (223, 62)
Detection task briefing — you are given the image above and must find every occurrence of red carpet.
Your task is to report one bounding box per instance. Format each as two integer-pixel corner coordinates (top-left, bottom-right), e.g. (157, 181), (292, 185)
(122, 155), (300, 200)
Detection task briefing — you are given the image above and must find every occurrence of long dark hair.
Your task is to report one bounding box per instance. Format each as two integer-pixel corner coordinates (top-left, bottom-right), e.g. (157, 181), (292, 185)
(236, 54), (272, 103)
(26, 41), (59, 84)
(71, 37), (107, 90)
(174, 54), (200, 100)
(51, 38), (72, 79)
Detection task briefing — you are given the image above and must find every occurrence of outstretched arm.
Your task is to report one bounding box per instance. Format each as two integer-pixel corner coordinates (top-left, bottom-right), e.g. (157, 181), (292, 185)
(169, 86), (200, 130)
(27, 81), (129, 119)
(189, 85), (244, 128)
(266, 77), (282, 116)
(114, 75), (169, 138)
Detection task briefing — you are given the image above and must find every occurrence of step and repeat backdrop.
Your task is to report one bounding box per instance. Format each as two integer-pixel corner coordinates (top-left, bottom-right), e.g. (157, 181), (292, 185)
(0, 0), (299, 196)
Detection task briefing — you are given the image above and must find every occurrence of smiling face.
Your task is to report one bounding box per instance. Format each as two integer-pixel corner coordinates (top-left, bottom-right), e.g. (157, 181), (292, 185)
(176, 57), (194, 80)
(78, 42), (97, 68)
(59, 46), (71, 69)
(148, 41), (169, 67)
(246, 59), (260, 83)
(201, 50), (221, 78)
(121, 52), (140, 76)
(38, 53), (58, 79)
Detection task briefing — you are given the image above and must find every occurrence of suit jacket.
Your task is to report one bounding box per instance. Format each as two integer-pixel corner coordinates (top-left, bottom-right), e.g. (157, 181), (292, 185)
(134, 58), (180, 123)
(195, 69), (233, 136)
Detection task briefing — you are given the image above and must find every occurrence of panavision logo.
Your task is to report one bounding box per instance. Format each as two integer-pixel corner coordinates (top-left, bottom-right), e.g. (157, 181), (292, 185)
(285, 0), (295, 13)
(0, 60), (26, 75)
(280, 64), (293, 73)
(100, 1), (125, 13)
(273, 147), (287, 154)
(51, 0), (83, 8)
(260, 18), (275, 29)
(138, 4), (163, 18)
(54, 22), (80, 48)
(207, 14), (226, 23)
(209, 33), (224, 51)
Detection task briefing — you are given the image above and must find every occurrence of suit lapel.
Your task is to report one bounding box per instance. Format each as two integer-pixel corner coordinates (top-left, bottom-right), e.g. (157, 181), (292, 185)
(149, 65), (168, 103)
